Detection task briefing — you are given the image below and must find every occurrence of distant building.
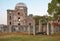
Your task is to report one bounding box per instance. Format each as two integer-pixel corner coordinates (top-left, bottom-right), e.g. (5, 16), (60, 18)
(0, 24), (3, 32)
(0, 24), (7, 32)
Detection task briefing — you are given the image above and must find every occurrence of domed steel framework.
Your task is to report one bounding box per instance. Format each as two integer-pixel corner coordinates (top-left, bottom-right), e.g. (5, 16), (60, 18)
(15, 3), (27, 7)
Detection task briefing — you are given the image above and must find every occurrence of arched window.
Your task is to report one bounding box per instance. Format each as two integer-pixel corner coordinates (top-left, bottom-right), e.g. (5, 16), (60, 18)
(18, 23), (20, 25)
(18, 17), (20, 19)
(10, 22), (11, 25)
(18, 12), (20, 15)
(29, 23), (31, 25)
(18, 17), (20, 21)
(10, 16), (11, 20)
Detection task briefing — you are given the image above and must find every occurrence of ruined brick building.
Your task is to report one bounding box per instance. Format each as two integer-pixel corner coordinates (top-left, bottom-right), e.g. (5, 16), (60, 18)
(7, 3), (35, 35)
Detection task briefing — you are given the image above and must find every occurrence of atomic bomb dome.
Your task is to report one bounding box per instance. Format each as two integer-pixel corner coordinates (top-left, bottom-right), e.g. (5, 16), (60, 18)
(15, 3), (27, 10)
(15, 3), (27, 7)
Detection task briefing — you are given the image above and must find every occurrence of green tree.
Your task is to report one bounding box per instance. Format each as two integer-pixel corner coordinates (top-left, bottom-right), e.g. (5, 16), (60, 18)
(33, 16), (41, 25)
(47, 0), (60, 20)
(33, 16), (48, 25)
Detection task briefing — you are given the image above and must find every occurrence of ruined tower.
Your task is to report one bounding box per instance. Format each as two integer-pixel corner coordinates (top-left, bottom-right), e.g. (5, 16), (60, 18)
(7, 3), (27, 32)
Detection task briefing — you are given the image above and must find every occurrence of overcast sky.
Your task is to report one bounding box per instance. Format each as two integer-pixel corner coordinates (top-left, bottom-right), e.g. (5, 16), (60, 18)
(0, 0), (51, 25)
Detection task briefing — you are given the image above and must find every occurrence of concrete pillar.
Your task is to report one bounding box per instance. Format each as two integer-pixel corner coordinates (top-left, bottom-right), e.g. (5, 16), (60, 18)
(28, 25), (30, 34)
(43, 25), (46, 32)
(39, 20), (42, 32)
(33, 24), (35, 35)
(33, 20), (35, 36)
(9, 26), (12, 32)
(47, 22), (50, 35)
(51, 24), (54, 35)
(2, 26), (4, 32)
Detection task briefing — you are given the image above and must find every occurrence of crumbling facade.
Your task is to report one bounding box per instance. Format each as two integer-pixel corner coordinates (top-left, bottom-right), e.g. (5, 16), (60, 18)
(7, 3), (35, 35)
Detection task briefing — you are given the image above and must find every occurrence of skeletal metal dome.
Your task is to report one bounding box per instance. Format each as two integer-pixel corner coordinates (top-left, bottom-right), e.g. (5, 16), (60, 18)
(16, 3), (27, 7)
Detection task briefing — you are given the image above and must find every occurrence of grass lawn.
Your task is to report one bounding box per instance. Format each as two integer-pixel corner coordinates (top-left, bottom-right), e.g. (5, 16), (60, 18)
(0, 32), (60, 41)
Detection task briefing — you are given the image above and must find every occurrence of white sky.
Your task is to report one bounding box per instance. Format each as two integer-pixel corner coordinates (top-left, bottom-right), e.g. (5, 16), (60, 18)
(0, 0), (51, 25)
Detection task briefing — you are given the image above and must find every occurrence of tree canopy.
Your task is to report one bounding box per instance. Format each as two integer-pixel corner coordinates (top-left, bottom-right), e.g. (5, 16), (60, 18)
(33, 16), (48, 25)
(47, 0), (60, 20)
(33, 16), (41, 25)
